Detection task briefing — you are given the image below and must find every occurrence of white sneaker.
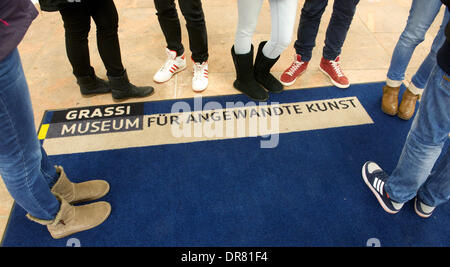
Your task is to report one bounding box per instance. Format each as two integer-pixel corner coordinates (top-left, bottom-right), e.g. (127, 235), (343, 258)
(153, 48), (186, 83)
(192, 61), (208, 92)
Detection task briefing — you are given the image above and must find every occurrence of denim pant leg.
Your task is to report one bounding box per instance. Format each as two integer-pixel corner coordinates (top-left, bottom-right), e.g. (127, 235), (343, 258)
(0, 49), (60, 220)
(386, 0), (443, 83)
(294, 0), (328, 61)
(410, 10), (450, 90)
(385, 65), (450, 203)
(418, 148), (450, 207)
(322, 0), (360, 60)
(40, 146), (59, 188)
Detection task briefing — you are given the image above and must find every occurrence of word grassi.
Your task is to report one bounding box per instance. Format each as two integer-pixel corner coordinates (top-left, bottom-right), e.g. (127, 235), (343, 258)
(64, 106), (132, 120)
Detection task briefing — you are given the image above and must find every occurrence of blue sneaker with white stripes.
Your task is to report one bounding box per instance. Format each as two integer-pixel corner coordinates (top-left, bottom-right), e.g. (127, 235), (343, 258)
(414, 197), (435, 218)
(362, 161), (404, 214)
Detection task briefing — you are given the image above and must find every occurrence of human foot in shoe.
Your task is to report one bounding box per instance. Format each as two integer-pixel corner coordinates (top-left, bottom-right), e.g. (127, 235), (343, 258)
(192, 61), (208, 92)
(362, 161), (404, 214)
(319, 56), (350, 89)
(153, 48), (187, 83)
(280, 54), (309, 87)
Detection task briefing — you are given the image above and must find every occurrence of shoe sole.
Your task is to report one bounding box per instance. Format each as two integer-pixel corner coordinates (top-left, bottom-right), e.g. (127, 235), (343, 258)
(192, 80), (208, 93)
(153, 65), (187, 83)
(361, 162), (398, 214)
(192, 86), (208, 93)
(319, 66), (350, 89)
(397, 112), (414, 121)
(381, 106), (398, 116)
(112, 88), (155, 102)
(414, 198), (432, 218)
(233, 82), (269, 102)
(280, 79), (296, 87)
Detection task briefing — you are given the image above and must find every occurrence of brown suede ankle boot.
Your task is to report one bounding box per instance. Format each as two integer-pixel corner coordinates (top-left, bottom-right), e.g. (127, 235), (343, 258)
(398, 88), (420, 120)
(26, 194), (111, 239)
(51, 166), (110, 204)
(381, 85), (400, 116)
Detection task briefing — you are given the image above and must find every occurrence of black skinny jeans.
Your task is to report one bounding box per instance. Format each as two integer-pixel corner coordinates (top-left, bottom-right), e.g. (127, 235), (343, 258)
(154, 0), (208, 63)
(59, 0), (125, 77)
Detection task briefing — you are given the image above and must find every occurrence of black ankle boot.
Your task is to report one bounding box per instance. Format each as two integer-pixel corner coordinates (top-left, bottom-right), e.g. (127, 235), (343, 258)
(231, 45), (269, 102)
(76, 73), (110, 95)
(254, 41), (283, 93)
(108, 70), (154, 100)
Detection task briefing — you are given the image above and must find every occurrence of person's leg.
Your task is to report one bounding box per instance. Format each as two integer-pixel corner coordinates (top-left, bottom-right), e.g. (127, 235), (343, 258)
(254, 0), (298, 93)
(234, 0), (264, 55)
(40, 147), (59, 188)
(382, 0), (442, 117)
(410, 10), (449, 92)
(154, 0), (184, 56)
(88, 0), (125, 77)
(262, 0), (299, 59)
(232, 0), (268, 101)
(177, 0), (209, 92)
(59, 2), (110, 95)
(59, 3), (94, 77)
(317, 0), (359, 89)
(386, 0), (443, 87)
(385, 65), (450, 204)
(79, 0), (153, 100)
(293, 0), (328, 62)
(417, 148), (449, 209)
(0, 49), (60, 220)
(397, 10), (450, 120)
(178, 0), (208, 63)
(322, 0), (360, 61)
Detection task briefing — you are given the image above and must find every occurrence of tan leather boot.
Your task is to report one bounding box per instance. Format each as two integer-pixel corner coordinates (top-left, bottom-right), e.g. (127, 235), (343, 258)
(381, 85), (400, 116)
(398, 88), (420, 120)
(51, 166), (110, 204)
(26, 194), (111, 239)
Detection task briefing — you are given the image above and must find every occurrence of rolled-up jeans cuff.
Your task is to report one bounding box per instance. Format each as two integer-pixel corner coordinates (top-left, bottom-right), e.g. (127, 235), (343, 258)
(386, 78), (403, 88)
(408, 81), (424, 96)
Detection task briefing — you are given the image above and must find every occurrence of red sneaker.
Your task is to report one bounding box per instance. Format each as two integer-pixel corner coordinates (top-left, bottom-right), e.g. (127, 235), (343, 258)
(319, 56), (350, 89)
(280, 54), (309, 86)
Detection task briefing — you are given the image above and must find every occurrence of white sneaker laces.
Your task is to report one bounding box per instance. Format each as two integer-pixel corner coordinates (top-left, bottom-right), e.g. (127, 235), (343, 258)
(193, 63), (207, 82)
(331, 60), (344, 77)
(160, 50), (176, 72)
(286, 61), (304, 76)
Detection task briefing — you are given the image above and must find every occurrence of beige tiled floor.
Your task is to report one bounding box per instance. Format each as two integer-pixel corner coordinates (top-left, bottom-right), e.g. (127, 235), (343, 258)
(0, 0), (446, 243)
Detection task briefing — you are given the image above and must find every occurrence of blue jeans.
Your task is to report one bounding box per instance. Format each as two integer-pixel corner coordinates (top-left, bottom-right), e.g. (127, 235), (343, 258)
(294, 0), (360, 61)
(387, 0), (450, 89)
(385, 65), (450, 207)
(0, 49), (60, 220)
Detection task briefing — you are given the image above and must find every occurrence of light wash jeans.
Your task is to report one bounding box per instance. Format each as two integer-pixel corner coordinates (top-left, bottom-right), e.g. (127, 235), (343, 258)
(387, 0), (449, 92)
(0, 49), (60, 220)
(385, 65), (450, 207)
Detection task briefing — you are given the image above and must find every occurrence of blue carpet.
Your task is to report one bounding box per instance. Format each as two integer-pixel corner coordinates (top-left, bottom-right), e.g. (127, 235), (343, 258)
(2, 82), (449, 247)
